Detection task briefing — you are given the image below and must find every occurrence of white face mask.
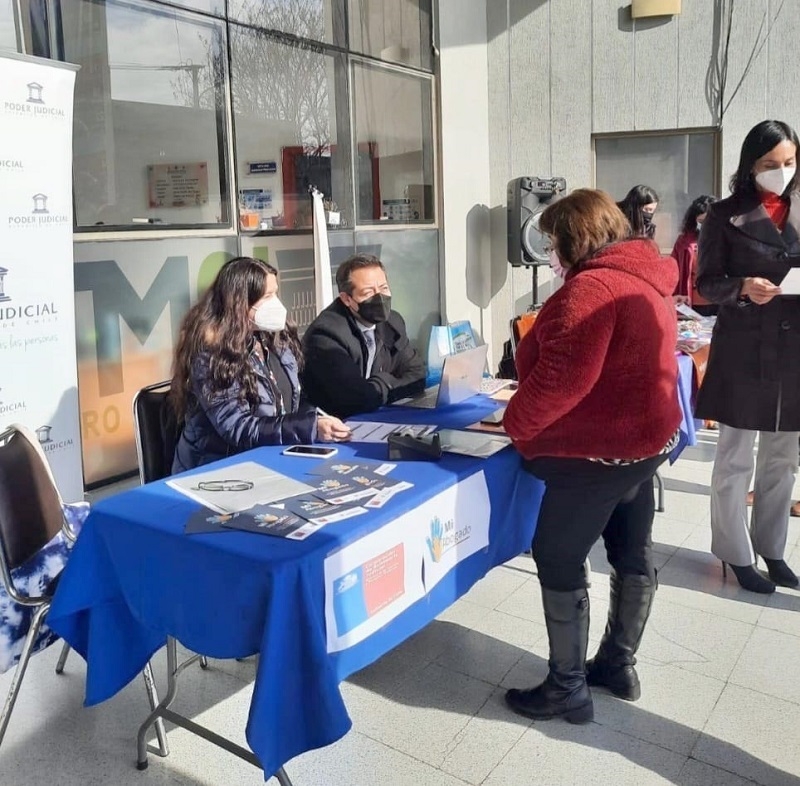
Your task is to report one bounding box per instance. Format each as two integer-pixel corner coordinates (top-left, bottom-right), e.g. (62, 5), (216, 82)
(755, 166), (796, 196)
(252, 297), (287, 332)
(548, 249), (566, 279)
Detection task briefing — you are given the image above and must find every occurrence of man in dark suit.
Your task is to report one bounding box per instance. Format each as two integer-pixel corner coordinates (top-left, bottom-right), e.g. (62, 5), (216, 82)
(301, 254), (426, 419)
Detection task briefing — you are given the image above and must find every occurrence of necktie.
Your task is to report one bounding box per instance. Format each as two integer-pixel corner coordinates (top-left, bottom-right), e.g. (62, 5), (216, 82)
(363, 328), (376, 377)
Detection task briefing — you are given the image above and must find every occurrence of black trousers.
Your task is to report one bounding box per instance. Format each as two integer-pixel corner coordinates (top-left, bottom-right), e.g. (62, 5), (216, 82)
(524, 454), (667, 591)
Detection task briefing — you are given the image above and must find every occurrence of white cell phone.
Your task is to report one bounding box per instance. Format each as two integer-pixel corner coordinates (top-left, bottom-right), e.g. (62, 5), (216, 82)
(282, 445), (338, 458)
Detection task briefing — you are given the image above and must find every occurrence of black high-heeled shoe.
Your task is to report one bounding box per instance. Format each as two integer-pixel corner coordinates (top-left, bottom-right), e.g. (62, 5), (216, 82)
(721, 562), (776, 594)
(763, 558), (799, 588)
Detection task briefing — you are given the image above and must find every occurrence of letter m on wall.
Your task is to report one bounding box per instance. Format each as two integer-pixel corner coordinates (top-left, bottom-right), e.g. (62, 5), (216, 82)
(75, 257), (190, 396)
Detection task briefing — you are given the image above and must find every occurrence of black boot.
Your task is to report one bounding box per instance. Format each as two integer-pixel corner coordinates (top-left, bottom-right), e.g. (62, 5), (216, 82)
(763, 558), (799, 589)
(505, 587), (593, 724)
(585, 571), (655, 701)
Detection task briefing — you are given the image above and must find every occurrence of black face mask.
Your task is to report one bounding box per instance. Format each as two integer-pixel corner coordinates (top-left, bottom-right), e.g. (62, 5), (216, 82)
(356, 293), (391, 324)
(642, 212), (656, 238)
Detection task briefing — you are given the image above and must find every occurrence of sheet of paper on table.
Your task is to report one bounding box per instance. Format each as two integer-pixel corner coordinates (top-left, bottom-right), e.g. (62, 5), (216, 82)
(167, 461), (314, 515)
(346, 421), (438, 443)
(490, 387), (516, 403)
(780, 267), (800, 295)
(436, 429), (512, 459)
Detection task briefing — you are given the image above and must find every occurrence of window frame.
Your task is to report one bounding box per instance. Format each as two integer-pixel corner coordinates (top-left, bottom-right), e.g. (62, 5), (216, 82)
(591, 126), (722, 199)
(348, 54), (438, 230)
(61, 0), (235, 238)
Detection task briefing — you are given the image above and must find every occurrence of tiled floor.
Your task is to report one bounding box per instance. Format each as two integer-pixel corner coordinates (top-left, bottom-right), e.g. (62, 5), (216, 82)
(3, 430), (800, 785)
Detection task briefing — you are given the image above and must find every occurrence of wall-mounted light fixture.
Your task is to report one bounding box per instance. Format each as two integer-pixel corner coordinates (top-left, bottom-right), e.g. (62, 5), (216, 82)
(631, 0), (681, 19)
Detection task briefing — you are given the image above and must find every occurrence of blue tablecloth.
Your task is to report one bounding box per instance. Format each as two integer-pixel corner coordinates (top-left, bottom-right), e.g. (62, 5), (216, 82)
(48, 395), (542, 780)
(674, 353), (700, 460)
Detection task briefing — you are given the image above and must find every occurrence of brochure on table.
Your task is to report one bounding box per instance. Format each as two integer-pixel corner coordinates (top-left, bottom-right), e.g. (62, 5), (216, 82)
(178, 458), (415, 539)
(168, 461), (314, 514)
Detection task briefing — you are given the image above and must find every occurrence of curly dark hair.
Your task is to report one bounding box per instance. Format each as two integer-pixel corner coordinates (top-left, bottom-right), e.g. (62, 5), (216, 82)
(680, 194), (717, 234)
(170, 256), (303, 421)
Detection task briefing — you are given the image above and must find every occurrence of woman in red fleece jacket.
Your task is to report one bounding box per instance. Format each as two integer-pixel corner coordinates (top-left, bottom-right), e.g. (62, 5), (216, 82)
(504, 189), (681, 726)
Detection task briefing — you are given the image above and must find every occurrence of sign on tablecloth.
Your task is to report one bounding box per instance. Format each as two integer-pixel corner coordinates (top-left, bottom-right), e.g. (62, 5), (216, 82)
(323, 471), (490, 652)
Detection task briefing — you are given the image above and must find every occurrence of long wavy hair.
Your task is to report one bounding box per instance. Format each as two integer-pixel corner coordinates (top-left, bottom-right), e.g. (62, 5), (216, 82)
(680, 194), (717, 234)
(170, 256), (303, 421)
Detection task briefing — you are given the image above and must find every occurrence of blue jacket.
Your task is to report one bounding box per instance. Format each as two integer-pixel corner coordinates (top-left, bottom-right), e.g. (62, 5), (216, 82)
(172, 339), (317, 473)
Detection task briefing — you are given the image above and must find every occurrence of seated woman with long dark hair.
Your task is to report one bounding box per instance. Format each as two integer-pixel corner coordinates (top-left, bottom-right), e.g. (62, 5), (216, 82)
(171, 256), (350, 473)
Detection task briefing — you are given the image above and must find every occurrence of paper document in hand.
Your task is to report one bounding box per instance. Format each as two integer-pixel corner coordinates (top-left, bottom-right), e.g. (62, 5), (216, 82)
(436, 429), (512, 458)
(167, 461), (314, 514)
(780, 267), (800, 295)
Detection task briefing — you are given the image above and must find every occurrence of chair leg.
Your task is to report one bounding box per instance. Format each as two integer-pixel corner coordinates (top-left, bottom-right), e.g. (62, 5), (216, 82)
(199, 655), (209, 670)
(55, 641), (70, 675)
(142, 661), (169, 757)
(0, 604), (49, 749)
(654, 471), (665, 513)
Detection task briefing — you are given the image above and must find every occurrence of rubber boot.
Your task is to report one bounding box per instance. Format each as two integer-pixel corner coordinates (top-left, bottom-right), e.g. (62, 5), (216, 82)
(505, 587), (593, 724)
(585, 571), (655, 701)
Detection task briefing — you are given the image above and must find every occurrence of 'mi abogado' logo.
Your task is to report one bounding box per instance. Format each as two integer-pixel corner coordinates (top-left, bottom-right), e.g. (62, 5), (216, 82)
(7, 193), (70, 229)
(36, 424), (74, 454)
(0, 267), (59, 325)
(3, 81), (65, 119)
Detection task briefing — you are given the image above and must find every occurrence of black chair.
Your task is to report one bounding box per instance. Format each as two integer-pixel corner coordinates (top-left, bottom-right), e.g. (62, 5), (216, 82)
(132, 380), (182, 486)
(0, 424), (166, 751)
(132, 381), (209, 683)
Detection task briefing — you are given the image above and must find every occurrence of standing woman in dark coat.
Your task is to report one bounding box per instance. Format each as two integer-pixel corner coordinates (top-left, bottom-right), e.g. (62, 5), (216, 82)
(696, 120), (800, 593)
(171, 256), (350, 473)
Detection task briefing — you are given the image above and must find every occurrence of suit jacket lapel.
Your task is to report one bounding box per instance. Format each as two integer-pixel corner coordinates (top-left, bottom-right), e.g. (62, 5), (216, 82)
(782, 192), (800, 248)
(730, 193), (784, 247)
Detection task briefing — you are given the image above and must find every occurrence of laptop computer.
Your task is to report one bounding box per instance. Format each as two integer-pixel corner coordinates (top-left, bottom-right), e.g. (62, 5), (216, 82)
(397, 344), (490, 409)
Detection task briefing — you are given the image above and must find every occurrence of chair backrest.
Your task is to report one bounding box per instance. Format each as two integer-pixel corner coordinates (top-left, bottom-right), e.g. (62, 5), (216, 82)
(132, 381), (181, 484)
(0, 425), (65, 571)
(510, 311), (539, 352)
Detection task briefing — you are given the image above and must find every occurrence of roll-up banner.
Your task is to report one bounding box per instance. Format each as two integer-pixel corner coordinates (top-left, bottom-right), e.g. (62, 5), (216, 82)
(0, 52), (83, 501)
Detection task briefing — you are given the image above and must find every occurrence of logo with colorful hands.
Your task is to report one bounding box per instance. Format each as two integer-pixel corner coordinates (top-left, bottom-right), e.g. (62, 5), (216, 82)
(426, 516), (444, 563)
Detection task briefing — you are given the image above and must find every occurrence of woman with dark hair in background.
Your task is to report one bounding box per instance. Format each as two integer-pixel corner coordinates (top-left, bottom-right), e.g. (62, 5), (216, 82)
(618, 184), (659, 239)
(503, 189), (680, 725)
(171, 256), (350, 473)
(696, 119), (800, 594)
(671, 194), (717, 314)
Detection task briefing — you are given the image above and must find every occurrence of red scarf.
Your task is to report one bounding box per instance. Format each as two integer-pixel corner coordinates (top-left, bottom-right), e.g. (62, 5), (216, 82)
(759, 191), (789, 231)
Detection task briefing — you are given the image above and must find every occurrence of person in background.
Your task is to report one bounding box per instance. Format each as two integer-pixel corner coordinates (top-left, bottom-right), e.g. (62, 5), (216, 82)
(301, 254), (426, 419)
(503, 189), (681, 725)
(671, 195), (718, 314)
(618, 184), (659, 239)
(696, 119), (800, 594)
(171, 256), (350, 473)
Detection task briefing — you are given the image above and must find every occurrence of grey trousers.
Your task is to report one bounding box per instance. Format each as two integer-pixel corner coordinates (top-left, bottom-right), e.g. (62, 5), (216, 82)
(710, 425), (799, 566)
(711, 423), (800, 565)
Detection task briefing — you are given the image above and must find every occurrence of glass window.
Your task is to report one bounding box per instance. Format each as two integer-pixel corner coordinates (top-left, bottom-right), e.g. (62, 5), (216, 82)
(60, 0), (230, 229)
(348, 0), (432, 71)
(230, 23), (353, 230)
(229, 0), (346, 47)
(594, 130), (720, 252)
(0, 0), (21, 52)
(352, 62), (434, 225)
(163, 1), (225, 15)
